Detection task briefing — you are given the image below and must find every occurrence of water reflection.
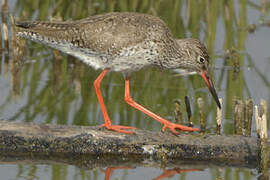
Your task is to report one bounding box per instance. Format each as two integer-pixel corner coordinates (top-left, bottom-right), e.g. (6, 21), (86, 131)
(0, 0), (270, 180)
(0, 152), (258, 180)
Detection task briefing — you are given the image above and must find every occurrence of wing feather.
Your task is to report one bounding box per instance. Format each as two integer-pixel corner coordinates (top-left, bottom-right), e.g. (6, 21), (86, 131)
(16, 12), (170, 56)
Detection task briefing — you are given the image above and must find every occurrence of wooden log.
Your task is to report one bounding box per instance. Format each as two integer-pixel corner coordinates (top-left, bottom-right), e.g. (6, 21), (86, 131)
(0, 121), (264, 168)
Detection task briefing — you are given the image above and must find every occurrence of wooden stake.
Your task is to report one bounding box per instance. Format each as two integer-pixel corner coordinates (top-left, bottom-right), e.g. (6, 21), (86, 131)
(261, 114), (268, 139)
(260, 99), (268, 139)
(184, 96), (193, 127)
(216, 98), (222, 135)
(197, 97), (206, 132)
(255, 105), (261, 138)
(244, 99), (253, 136)
(258, 99), (269, 179)
(259, 139), (269, 180)
(261, 0), (267, 16)
(174, 100), (183, 125)
(234, 99), (244, 135)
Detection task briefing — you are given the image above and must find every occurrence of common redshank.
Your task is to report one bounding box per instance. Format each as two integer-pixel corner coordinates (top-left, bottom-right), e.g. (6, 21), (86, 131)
(16, 12), (221, 134)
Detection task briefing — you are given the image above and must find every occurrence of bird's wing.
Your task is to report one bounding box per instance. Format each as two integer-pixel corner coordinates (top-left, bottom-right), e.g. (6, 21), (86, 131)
(16, 12), (167, 56)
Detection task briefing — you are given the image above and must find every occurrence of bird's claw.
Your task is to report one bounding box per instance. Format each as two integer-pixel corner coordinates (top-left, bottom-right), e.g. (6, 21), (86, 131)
(161, 122), (199, 134)
(100, 124), (136, 134)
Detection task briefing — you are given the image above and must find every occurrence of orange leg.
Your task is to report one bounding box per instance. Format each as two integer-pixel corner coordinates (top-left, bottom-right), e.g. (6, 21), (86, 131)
(94, 69), (136, 134)
(124, 78), (199, 134)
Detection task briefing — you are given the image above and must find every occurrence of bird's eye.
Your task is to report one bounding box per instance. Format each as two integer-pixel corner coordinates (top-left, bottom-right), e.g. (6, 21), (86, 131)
(198, 56), (205, 63)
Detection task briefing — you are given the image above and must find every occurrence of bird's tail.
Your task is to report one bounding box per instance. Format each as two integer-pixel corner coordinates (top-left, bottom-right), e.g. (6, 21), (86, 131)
(16, 21), (36, 29)
(15, 20), (76, 46)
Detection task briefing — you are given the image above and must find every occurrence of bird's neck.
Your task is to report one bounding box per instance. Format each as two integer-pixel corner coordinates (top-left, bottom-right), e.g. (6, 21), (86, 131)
(159, 42), (188, 70)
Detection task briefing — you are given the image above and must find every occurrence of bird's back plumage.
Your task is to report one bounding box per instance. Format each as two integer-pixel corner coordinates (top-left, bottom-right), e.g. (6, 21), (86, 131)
(16, 12), (176, 72)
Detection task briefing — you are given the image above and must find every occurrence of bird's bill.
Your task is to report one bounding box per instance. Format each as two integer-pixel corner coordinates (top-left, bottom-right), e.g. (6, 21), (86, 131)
(200, 70), (221, 109)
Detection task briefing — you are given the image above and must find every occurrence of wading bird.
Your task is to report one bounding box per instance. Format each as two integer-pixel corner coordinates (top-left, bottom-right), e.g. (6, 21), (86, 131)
(16, 12), (221, 134)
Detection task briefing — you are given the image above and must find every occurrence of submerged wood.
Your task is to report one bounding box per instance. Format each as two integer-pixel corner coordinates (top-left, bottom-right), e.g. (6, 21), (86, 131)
(0, 121), (264, 168)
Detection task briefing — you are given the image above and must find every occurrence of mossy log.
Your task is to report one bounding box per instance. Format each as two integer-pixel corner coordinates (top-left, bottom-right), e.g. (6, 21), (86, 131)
(0, 121), (265, 168)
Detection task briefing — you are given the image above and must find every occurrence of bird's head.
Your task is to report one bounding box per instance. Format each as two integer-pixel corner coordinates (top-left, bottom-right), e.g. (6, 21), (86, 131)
(176, 38), (221, 109)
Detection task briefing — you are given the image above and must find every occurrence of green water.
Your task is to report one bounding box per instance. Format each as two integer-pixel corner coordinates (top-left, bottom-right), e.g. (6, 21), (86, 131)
(0, 0), (270, 179)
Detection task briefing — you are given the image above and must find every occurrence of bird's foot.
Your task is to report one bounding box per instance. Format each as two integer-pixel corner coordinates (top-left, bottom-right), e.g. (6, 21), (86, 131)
(100, 124), (136, 134)
(161, 121), (199, 134)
